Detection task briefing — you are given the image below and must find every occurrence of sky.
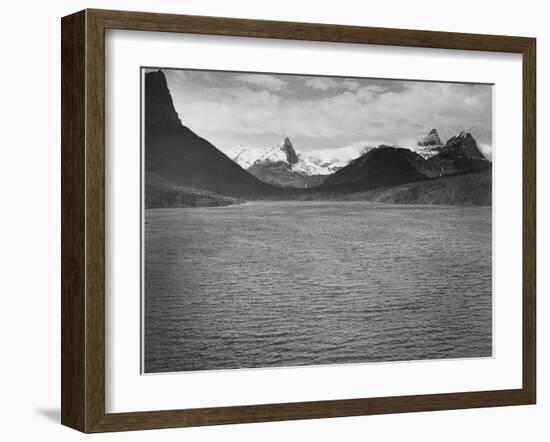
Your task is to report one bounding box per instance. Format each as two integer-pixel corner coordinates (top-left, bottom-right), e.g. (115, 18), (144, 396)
(149, 67), (493, 160)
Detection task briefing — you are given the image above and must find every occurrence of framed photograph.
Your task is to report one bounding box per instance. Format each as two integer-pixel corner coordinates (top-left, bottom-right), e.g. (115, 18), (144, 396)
(61, 9), (536, 433)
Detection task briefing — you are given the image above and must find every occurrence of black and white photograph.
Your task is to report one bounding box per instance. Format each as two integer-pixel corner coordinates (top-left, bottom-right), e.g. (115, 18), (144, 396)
(143, 67), (493, 374)
(1, 0), (544, 437)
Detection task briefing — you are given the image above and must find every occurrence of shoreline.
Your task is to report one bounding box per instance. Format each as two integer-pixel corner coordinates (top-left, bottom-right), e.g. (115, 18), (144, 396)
(144, 199), (492, 211)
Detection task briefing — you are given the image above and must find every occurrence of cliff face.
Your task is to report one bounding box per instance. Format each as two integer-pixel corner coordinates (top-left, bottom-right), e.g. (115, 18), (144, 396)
(145, 70), (181, 130)
(440, 132), (486, 159)
(418, 128), (443, 147)
(425, 132), (491, 176)
(144, 70), (280, 197)
(279, 137), (300, 165)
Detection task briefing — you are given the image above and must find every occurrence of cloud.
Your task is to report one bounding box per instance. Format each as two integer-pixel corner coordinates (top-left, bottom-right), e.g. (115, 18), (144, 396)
(304, 77), (339, 90)
(309, 140), (392, 163)
(356, 85), (388, 102)
(341, 79), (361, 91)
(478, 143), (493, 160)
(164, 69), (492, 154)
(163, 69), (187, 83)
(233, 74), (287, 91)
(304, 77), (362, 92)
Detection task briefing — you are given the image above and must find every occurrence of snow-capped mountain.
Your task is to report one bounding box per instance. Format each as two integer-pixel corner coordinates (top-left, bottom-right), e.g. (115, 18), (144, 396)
(304, 156), (347, 175)
(414, 128), (444, 159)
(322, 131), (491, 191)
(223, 144), (254, 168)
(224, 137), (386, 188)
(418, 128), (442, 146)
(411, 128), (490, 161)
(228, 144), (258, 169)
(227, 137), (348, 177)
(225, 137), (354, 188)
(224, 130), (486, 189)
(254, 137), (300, 167)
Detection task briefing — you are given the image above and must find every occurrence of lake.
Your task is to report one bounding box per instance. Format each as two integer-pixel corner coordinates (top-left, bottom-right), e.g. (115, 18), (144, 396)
(144, 201), (492, 373)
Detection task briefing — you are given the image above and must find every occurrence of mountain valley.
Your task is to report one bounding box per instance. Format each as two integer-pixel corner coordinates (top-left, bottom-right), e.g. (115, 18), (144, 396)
(144, 70), (492, 207)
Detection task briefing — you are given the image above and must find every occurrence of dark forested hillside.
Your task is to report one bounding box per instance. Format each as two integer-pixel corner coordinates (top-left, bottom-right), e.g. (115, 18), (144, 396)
(342, 169), (492, 206)
(320, 146), (429, 191)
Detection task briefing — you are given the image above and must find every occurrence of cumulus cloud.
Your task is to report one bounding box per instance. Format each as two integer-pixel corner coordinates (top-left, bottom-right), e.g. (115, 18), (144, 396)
(309, 140), (393, 164)
(341, 79), (361, 91)
(304, 77), (362, 92)
(162, 68), (492, 155)
(305, 77), (339, 90)
(233, 74), (287, 91)
(478, 143), (493, 161)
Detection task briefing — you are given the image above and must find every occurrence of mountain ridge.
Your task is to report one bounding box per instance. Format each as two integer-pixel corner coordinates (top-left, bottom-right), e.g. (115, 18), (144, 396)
(321, 146), (429, 191)
(228, 137), (347, 176)
(144, 71), (491, 206)
(228, 137), (343, 188)
(144, 70), (284, 198)
(225, 128), (490, 189)
(318, 130), (491, 193)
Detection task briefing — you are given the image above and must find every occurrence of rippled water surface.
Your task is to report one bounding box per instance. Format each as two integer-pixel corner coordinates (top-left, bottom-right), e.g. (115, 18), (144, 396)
(144, 201), (492, 373)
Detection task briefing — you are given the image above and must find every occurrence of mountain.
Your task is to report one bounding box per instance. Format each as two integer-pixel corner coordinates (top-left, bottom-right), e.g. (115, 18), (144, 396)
(143, 73), (491, 207)
(306, 156), (349, 174)
(228, 144), (259, 169)
(225, 138), (389, 188)
(253, 137), (300, 167)
(415, 128), (444, 159)
(418, 128), (442, 146)
(227, 139), (374, 178)
(144, 70), (279, 198)
(228, 138), (348, 177)
(425, 131), (491, 176)
(228, 137), (334, 188)
(319, 130), (491, 193)
(229, 128), (488, 188)
(321, 146), (429, 191)
(437, 131), (487, 159)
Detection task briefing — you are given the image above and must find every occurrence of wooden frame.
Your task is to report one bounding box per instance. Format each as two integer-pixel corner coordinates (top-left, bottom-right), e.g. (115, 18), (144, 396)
(61, 8), (536, 433)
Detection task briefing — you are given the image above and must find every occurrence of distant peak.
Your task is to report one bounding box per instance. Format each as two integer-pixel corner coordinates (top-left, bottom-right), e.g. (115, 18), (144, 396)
(417, 128), (442, 147)
(279, 137), (299, 164)
(145, 70), (182, 128)
(449, 131), (475, 143)
(443, 131), (486, 160)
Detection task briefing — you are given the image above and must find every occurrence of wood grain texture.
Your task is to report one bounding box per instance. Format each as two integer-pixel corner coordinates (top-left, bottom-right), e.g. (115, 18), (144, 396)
(85, 9), (107, 433)
(89, 8), (532, 52)
(61, 10), (86, 432)
(522, 38), (537, 403)
(61, 8), (537, 433)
